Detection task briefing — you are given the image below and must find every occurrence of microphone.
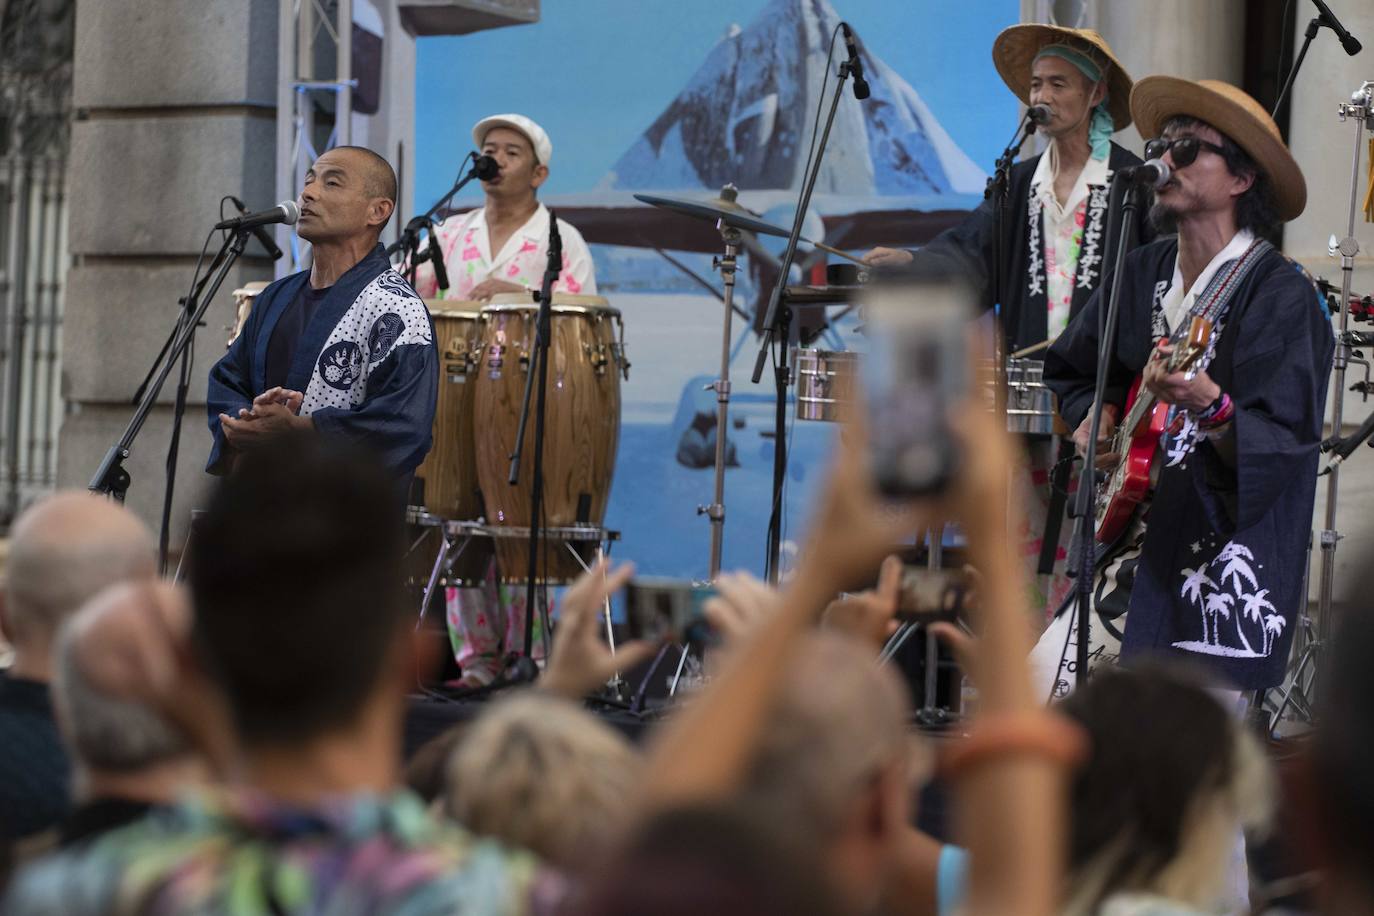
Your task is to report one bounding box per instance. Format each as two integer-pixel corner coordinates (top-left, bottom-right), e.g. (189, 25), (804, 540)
(840, 22), (871, 100)
(227, 196), (283, 261)
(214, 200), (299, 232)
(428, 222), (449, 292)
(1119, 158), (1172, 190)
(472, 154), (499, 182)
(1311, 0), (1362, 56)
(1027, 104), (1053, 127)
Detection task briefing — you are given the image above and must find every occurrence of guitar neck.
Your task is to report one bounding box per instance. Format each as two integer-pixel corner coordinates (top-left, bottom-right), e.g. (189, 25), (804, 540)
(1119, 387), (1159, 438)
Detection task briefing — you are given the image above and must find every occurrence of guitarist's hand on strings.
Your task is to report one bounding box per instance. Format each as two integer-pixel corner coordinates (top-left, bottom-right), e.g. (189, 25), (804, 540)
(1143, 339), (1221, 413)
(1072, 403), (1121, 470)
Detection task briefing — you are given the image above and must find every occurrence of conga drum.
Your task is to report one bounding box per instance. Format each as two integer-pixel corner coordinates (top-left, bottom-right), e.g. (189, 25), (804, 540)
(410, 304), (489, 584)
(472, 293), (625, 582)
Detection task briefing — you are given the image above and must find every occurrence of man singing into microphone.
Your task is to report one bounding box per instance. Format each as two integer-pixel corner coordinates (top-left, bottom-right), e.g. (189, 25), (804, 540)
(1040, 79), (1332, 697)
(205, 146), (438, 490)
(867, 26), (1153, 617)
(409, 114), (596, 687)
(411, 113), (596, 300)
(865, 25), (1150, 351)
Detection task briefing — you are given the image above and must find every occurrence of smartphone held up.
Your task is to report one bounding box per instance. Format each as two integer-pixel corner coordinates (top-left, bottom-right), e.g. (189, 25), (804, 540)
(860, 271), (978, 498)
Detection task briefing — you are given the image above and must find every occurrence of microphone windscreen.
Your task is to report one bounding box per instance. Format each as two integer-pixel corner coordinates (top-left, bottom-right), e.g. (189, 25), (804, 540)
(279, 200), (301, 225)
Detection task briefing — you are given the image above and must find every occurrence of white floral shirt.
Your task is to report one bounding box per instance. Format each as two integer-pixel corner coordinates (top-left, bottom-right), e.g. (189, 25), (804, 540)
(411, 203), (597, 300)
(1031, 146), (1110, 340)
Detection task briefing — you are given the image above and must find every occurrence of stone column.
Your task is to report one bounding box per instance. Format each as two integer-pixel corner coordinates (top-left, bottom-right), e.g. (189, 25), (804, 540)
(1093, 0), (1247, 153)
(60, 0), (279, 547)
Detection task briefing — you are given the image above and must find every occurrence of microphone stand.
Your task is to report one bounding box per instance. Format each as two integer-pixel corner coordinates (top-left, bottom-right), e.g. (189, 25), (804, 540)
(386, 153), (482, 284)
(1066, 175), (1141, 690)
(151, 237), (240, 573)
(1272, 4), (1361, 124)
(988, 111), (1037, 438)
(89, 227), (253, 511)
(750, 54), (859, 583)
(508, 212), (562, 659)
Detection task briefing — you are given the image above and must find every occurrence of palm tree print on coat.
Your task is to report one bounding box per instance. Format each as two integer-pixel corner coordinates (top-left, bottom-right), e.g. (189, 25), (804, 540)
(1173, 540), (1279, 658)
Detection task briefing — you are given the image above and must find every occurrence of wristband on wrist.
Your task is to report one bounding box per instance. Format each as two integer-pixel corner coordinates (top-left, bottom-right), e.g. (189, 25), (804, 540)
(938, 711), (1089, 781)
(1198, 392), (1234, 429)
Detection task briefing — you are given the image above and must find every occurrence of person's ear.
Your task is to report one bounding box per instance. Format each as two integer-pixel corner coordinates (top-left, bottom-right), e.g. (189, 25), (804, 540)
(1089, 78), (1107, 109)
(369, 198), (395, 230)
(531, 163), (549, 191)
(1228, 169), (1256, 201)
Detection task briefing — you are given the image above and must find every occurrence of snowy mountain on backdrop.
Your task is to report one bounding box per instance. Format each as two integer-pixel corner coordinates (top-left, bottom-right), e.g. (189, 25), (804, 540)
(602, 0), (986, 197)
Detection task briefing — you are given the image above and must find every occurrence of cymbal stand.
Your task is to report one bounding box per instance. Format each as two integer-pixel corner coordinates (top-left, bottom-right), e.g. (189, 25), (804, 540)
(1265, 81), (1373, 736)
(698, 220), (742, 578)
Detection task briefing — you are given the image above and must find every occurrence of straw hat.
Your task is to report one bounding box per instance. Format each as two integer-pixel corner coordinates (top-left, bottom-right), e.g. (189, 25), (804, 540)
(992, 24), (1134, 131)
(1131, 77), (1306, 221)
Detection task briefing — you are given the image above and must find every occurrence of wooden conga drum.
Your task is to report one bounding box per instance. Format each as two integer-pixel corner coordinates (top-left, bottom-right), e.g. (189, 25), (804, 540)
(472, 293), (625, 582)
(409, 305), (488, 585)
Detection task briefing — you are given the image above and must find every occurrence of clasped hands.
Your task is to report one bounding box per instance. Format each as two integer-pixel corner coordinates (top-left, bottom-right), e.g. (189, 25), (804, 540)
(219, 386), (311, 449)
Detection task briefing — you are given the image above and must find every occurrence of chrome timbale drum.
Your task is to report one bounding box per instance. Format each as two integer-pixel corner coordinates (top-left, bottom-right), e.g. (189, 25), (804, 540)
(1004, 358), (1055, 435)
(794, 348), (859, 423)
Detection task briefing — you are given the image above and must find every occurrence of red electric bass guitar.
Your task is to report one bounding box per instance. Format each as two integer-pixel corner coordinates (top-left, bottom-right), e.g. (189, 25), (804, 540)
(1093, 315), (1214, 544)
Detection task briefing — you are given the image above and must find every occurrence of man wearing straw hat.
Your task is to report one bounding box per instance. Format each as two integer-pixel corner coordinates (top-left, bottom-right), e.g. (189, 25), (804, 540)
(870, 25), (1156, 619)
(865, 25), (1153, 355)
(1042, 78), (1333, 695)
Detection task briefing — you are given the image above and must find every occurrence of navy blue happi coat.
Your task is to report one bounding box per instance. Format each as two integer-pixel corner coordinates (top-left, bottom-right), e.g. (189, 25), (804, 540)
(206, 244), (438, 481)
(1045, 237), (1333, 690)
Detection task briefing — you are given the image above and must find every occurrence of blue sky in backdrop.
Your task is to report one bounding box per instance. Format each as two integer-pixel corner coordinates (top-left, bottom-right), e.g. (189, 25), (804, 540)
(413, 0), (1021, 210)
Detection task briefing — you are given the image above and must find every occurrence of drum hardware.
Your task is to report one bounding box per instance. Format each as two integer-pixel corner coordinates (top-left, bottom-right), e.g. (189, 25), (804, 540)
(1263, 83), (1374, 737)
(794, 348), (858, 423)
(638, 185), (756, 579)
(473, 296), (623, 583)
(751, 42), (869, 583)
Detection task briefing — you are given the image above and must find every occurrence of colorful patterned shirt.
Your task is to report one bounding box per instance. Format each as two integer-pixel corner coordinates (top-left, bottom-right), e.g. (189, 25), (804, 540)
(411, 203), (597, 300)
(3, 788), (562, 915)
(1030, 145), (1109, 340)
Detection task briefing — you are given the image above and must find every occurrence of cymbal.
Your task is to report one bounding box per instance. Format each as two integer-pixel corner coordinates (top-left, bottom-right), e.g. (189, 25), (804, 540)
(633, 192), (794, 239)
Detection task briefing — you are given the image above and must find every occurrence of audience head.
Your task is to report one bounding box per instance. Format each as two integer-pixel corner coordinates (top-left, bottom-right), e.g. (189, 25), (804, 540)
(441, 693), (641, 869)
(1057, 664), (1272, 914)
(188, 433), (407, 749)
(567, 803), (850, 916)
(1312, 600), (1374, 913)
(736, 632), (918, 911)
(53, 582), (200, 799)
(1, 492), (155, 679)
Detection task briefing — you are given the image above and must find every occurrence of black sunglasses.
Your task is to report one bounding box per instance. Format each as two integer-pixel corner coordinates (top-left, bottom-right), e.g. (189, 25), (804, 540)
(1143, 136), (1228, 169)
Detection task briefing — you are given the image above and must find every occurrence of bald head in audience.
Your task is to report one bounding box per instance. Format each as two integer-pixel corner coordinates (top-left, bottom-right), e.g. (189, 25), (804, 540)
(737, 632), (918, 912)
(2, 492), (156, 682)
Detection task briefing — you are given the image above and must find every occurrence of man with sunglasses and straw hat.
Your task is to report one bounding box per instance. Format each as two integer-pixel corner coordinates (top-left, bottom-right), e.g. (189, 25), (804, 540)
(867, 25), (1155, 619)
(1042, 78), (1333, 698)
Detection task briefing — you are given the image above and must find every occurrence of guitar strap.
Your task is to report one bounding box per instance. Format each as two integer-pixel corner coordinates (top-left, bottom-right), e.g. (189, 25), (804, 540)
(1170, 237), (1275, 376)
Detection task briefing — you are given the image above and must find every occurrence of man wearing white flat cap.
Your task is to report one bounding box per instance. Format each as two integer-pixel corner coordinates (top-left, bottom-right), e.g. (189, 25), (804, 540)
(412, 113), (597, 300)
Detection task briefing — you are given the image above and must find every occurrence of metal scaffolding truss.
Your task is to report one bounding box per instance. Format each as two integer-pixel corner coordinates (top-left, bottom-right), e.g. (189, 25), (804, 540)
(275, 0), (355, 278)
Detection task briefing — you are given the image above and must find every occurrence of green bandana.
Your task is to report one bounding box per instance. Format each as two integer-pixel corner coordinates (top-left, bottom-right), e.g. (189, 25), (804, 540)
(1034, 44), (1113, 161)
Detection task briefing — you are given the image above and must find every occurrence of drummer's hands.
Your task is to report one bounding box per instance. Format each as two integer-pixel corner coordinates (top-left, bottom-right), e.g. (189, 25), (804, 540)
(1071, 403), (1121, 470)
(862, 246), (914, 267)
(468, 278), (528, 301)
(541, 557), (661, 700)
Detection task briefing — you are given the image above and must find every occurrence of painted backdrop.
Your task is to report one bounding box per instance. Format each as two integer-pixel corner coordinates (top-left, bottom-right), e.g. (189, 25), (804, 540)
(416, 0), (1019, 580)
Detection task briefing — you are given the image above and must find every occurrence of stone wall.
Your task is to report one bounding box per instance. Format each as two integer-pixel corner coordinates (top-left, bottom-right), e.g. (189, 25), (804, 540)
(62, 0), (279, 549)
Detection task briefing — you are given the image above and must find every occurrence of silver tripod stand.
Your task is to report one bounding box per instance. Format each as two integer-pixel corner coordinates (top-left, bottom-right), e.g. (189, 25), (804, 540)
(1265, 80), (1374, 736)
